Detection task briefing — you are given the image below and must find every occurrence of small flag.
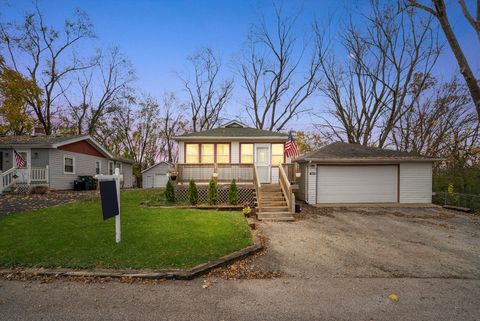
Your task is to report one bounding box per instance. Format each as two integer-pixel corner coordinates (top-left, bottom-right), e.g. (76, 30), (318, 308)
(14, 150), (26, 168)
(285, 132), (300, 158)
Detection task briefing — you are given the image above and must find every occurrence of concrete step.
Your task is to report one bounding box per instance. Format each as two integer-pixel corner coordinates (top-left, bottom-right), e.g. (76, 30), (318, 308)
(260, 206), (289, 212)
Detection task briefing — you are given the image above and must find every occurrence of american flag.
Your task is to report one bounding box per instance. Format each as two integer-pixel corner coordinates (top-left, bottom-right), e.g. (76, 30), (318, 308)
(14, 150), (26, 168)
(284, 132), (300, 158)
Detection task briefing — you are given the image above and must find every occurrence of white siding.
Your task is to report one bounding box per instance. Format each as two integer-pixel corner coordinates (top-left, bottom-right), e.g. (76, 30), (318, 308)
(316, 165), (397, 203)
(178, 142), (185, 164)
(400, 163), (432, 203)
(306, 164), (317, 204)
(49, 149), (110, 190)
(231, 141), (239, 163)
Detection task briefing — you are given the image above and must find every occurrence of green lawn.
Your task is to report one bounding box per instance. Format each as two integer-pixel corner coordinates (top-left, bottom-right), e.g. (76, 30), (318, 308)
(0, 190), (252, 269)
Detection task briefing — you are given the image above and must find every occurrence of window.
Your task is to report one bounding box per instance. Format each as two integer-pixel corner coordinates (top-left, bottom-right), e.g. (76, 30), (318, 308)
(115, 162), (122, 174)
(108, 161), (114, 175)
(201, 144), (215, 164)
(216, 144), (230, 163)
(185, 144), (199, 163)
(95, 161), (101, 175)
(64, 155), (75, 174)
(271, 144), (284, 165)
(240, 144), (254, 163)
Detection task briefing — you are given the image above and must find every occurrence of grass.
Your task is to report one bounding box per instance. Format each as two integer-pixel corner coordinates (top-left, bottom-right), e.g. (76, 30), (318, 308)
(0, 189), (252, 269)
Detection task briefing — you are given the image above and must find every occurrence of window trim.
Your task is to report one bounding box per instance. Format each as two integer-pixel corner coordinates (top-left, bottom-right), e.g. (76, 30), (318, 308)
(271, 143), (286, 166)
(240, 143), (255, 164)
(184, 143), (231, 164)
(63, 155), (75, 174)
(115, 162), (123, 174)
(95, 160), (101, 175)
(108, 161), (114, 175)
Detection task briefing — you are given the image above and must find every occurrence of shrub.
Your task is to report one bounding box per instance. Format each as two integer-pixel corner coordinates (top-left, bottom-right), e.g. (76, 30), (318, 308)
(228, 179), (238, 205)
(188, 179), (198, 205)
(29, 185), (49, 194)
(164, 179), (175, 204)
(207, 177), (218, 205)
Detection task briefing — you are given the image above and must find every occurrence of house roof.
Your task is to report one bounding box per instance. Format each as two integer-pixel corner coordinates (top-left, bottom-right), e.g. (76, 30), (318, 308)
(0, 134), (134, 163)
(294, 142), (442, 163)
(141, 161), (174, 173)
(174, 121), (288, 141)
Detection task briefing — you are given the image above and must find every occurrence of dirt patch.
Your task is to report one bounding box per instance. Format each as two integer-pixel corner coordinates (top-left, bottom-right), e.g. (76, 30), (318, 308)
(0, 191), (98, 216)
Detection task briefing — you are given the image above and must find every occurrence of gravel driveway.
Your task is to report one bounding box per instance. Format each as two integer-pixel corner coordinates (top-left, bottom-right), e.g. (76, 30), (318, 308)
(255, 205), (480, 279)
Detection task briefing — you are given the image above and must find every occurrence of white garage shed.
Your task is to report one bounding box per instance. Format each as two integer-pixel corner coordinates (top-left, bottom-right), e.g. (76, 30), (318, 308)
(141, 161), (174, 188)
(294, 143), (441, 205)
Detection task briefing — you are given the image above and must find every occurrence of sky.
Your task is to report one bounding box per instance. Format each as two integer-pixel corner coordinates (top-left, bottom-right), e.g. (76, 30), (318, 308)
(1, 0), (479, 131)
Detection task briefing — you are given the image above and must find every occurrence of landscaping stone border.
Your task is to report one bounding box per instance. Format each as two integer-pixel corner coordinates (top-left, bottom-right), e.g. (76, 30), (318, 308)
(0, 224), (263, 281)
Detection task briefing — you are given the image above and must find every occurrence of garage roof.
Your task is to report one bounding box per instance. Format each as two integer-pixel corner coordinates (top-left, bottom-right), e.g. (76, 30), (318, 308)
(294, 142), (442, 163)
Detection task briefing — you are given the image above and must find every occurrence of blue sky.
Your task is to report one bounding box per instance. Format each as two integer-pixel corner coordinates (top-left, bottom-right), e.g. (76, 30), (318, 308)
(1, 0), (479, 131)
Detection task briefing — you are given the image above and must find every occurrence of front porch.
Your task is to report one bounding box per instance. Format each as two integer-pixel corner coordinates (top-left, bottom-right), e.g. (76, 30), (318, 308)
(174, 163), (298, 220)
(0, 166), (49, 194)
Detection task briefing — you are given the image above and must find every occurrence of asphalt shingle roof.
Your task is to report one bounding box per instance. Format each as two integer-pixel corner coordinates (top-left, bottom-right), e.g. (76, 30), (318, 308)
(0, 135), (87, 147)
(296, 142), (437, 161)
(176, 126), (288, 138)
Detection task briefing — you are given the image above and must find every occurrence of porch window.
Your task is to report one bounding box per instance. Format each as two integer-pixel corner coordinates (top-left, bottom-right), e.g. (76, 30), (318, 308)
(271, 144), (284, 165)
(201, 144), (215, 163)
(216, 144), (230, 163)
(64, 155), (75, 174)
(95, 160), (101, 175)
(240, 144), (254, 163)
(185, 144), (200, 163)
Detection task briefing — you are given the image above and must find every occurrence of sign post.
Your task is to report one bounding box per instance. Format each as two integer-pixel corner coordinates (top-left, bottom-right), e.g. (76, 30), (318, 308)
(95, 168), (123, 243)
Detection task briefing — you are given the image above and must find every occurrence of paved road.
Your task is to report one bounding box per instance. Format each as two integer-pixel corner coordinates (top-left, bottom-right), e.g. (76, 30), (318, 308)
(1, 277), (479, 321)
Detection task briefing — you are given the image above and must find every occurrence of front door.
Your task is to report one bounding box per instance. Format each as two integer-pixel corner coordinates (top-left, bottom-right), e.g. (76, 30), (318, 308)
(255, 144), (270, 183)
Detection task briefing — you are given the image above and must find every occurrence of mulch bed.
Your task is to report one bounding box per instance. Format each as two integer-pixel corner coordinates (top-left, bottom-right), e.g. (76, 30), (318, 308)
(0, 191), (98, 216)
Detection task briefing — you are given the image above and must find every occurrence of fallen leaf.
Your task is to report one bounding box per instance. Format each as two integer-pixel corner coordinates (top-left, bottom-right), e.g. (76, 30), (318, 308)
(388, 294), (400, 302)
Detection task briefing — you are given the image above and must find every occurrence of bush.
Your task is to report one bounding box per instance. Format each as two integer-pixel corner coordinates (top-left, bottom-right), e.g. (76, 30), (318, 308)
(207, 177), (218, 205)
(188, 180), (198, 205)
(29, 185), (49, 194)
(164, 180), (175, 204)
(228, 179), (238, 205)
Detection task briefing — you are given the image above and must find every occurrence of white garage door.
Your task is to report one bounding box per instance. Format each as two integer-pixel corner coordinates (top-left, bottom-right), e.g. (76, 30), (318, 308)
(317, 165), (398, 203)
(154, 173), (168, 188)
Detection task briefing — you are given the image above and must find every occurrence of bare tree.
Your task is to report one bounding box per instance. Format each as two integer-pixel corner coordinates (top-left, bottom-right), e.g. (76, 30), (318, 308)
(240, 7), (321, 131)
(0, 3), (97, 135)
(62, 47), (135, 135)
(316, 0), (440, 147)
(408, 0), (480, 116)
(392, 77), (479, 168)
(179, 48), (233, 132)
(158, 93), (187, 163)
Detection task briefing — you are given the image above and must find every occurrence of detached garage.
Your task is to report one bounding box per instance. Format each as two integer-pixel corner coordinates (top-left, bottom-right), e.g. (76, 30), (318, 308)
(294, 143), (440, 205)
(141, 162), (174, 188)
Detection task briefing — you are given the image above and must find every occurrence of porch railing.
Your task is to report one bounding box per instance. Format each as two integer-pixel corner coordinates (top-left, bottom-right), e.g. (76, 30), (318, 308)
(282, 163), (298, 184)
(253, 164), (262, 212)
(279, 165), (295, 214)
(31, 166), (49, 183)
(0, 167), (17, 194)
(176, 163), (255, 183)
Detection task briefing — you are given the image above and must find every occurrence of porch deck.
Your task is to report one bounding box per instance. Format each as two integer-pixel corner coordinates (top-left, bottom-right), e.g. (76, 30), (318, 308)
(0, 166), (49, 194)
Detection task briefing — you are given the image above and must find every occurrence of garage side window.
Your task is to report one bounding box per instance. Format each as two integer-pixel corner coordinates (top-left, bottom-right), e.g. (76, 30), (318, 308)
(108, 161), (114, 175)
(64, 155), (75, 174)
(271, 144), (284, 165)
(186, 144), (199, 163)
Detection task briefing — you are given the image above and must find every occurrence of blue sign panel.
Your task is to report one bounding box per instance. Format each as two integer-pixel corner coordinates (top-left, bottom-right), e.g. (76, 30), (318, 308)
(99, 180), (119, 220)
